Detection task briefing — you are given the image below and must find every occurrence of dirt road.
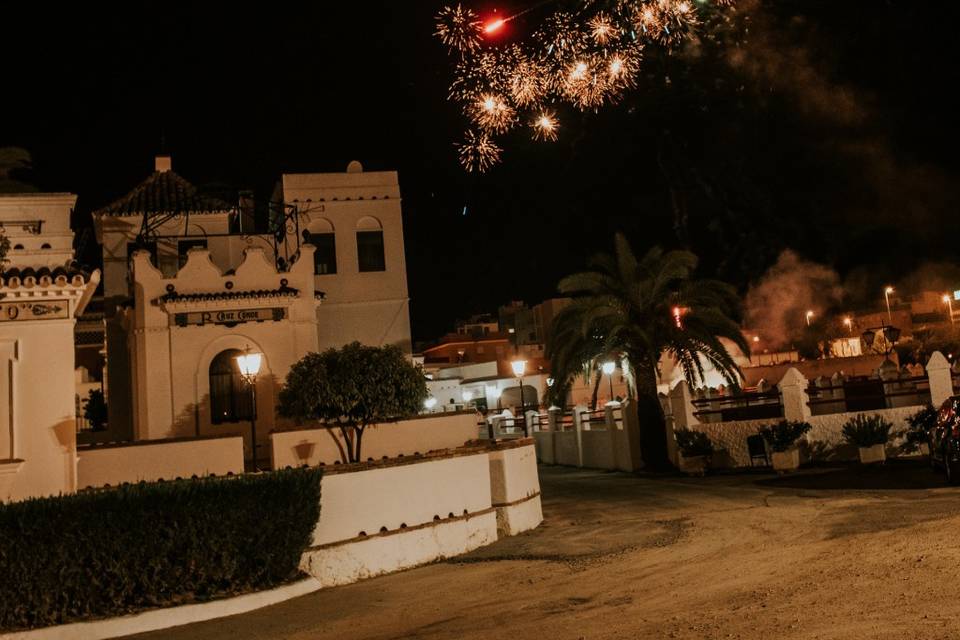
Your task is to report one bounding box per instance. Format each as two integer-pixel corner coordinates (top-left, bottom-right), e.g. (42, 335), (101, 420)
(130, 462), (960, 639)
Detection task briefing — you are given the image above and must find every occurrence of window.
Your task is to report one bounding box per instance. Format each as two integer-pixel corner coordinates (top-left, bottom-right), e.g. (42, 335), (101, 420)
(357, 231), (385, 272)
(178, 239), (208, 268)
(13, 244), (23, 250)
(306, 232), (337, 274)
(209, 349), (254, 424)
(41, 243), (51, 249)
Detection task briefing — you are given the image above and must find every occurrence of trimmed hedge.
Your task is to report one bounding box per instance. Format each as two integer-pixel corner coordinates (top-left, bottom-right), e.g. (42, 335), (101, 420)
(0, 467), (322, 631)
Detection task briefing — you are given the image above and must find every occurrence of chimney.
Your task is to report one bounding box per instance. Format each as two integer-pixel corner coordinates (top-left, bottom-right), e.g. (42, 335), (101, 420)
(155, 155), (172, 172)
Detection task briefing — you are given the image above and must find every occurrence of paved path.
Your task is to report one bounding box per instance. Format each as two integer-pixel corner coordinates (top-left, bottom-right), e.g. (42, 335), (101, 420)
(130, 462), (960, 640)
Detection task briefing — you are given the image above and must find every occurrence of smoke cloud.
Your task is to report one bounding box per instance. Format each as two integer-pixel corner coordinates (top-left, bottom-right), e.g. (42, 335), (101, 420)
(744, 250), (843, 350)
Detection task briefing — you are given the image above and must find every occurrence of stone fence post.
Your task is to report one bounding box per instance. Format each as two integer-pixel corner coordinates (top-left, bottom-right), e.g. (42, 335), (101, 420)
(927, 351), (954, 408)
(778, 368), (812, 422)
(668, 381), (698, 430)
(572, 404), (588, 467)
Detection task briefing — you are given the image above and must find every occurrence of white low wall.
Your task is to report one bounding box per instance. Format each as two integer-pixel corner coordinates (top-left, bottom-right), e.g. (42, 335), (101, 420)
(300, 442), (542, 589)
(270, 412), (478, 468)
(534, 403), (643, 472)
(77, 436), (244, 489)
(489, 442), (543, 536)
(690, 405), (923, 467)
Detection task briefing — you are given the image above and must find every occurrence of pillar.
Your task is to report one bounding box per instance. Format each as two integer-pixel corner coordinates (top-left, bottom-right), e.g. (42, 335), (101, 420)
(778, 368), (811, 422)
(927, 351), (953, 408)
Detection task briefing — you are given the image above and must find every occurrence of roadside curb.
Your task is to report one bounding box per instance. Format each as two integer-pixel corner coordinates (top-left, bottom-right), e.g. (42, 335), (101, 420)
(0, 577), (322, 640)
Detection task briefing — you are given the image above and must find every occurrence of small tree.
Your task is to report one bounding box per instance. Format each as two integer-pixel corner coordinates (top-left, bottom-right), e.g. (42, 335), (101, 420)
(277, 342), (428, 463)
(84, 389), (108, 431)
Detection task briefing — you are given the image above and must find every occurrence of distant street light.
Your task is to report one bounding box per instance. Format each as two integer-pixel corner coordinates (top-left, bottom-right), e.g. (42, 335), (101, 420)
(884, 286), (894, 324)
(944, 294), (955, 325)
(843, 317), (853, 334)
(601, 361), (616, 404)
(235, 349), (263, 471)
(805, 310), (814, 326)
(462, 390), (473, 403)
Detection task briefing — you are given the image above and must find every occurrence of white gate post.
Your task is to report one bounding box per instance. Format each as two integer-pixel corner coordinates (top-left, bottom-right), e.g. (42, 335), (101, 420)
(927, 351), (954, 408)
(572, 404), (588, 467)
(778, 368), (811, 422)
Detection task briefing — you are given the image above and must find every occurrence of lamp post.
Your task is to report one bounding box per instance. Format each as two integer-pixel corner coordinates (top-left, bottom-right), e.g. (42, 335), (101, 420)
(424, 397), (438, 412)
(884, 286), (894, 324)
(944, 294), (955, 325)
(843, 316), (853, 334)
(805, 310), (814, 327)
(235, 350), (263, 471)
(601, 361), (616, 404)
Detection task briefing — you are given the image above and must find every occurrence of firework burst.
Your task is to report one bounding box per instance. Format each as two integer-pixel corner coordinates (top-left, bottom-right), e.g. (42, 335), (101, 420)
(457, 130), (502, 172)
(435, 5), (483, 53)
(437, 0), (735, 170)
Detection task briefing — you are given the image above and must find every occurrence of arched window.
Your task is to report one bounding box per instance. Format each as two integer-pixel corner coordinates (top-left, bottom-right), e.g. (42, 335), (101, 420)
(41, 243), (51, 249)
(303, 218), (336, 275)
(209, 349), (254, 424)
(356, 216), (385, 272)
(13, 244), (24, 250)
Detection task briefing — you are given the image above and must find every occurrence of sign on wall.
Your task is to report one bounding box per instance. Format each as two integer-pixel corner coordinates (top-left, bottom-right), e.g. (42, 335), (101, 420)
(0, 301), (69, 322)
(173, 307), (287, 327)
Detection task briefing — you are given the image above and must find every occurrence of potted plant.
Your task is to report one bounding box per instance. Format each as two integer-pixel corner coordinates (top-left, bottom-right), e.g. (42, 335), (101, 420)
(675, 428), (714, 476)
(841, 414), (893, 464)
(758, 420), (812, 473)
(904, 405), (936, 456)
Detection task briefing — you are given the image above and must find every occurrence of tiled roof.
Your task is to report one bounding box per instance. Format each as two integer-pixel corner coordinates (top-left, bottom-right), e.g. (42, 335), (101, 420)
(158, 288), (300, 304)
(92, 170), (232, 217)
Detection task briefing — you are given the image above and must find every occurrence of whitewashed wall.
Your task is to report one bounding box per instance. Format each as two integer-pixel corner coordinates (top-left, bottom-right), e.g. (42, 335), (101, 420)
(270, 412), (479, 468)
(300, 442), (542, 588)
(77, 436), (244, 489)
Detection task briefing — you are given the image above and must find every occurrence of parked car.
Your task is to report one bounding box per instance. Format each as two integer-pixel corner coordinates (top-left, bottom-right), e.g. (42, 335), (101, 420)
(928, 396), (960, 483)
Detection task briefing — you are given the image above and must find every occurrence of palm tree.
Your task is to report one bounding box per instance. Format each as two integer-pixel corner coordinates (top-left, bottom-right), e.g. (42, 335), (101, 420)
(547, 233), (749, 469)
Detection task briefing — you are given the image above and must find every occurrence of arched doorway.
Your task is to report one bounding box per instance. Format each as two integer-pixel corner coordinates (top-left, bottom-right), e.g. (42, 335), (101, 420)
(209, 349), (254, 425)
(500, 385), (539, 412)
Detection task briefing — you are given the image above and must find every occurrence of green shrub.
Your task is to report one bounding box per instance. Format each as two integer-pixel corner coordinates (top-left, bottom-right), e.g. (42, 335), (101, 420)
(904, 405), (937, 451)
(841, 414), (893, 448)
(675, 429), (714, 457)
(0, 467), (322, 631)
(758, 420), (812, 453)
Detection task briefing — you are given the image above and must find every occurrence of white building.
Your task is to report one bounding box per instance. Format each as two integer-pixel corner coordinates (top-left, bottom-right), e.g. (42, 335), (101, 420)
(92, 156), (413, 463)
(1, 192), (99, 501)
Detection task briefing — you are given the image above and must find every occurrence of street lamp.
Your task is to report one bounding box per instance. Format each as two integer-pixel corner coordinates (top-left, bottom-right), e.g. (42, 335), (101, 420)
(944, 294), (955, 325)
(601, 360), (616, 404)
(884, 286), (894, 324)
(424, 397), (438, 411)
(805, 310), (814, 326)
(511, 359), (527, 413)
(235, 349), (263, 471)
(843, 316), (853, 333)
(462, 390), (473, 403)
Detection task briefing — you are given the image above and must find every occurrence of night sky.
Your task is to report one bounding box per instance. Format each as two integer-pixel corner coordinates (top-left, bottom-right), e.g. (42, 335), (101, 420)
(2, 1), (959, 342)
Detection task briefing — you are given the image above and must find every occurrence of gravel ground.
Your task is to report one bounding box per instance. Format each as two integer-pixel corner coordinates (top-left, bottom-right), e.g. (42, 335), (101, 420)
(129, 460), (960, 640)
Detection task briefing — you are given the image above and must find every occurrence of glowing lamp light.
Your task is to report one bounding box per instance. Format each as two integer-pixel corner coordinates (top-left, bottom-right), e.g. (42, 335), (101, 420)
(424, 397), (438, 410)
(546, 377), (555, 387)
(885, 286), (894, 295)
(235, 352), (263, 380)
(462, 390), (474, 402)
(752, 335), (760, 343)
(601, 361), (616, 376)
(945, 294), (952, 304)
(511, 359), (527, 377)
(484, 18), (505, 34)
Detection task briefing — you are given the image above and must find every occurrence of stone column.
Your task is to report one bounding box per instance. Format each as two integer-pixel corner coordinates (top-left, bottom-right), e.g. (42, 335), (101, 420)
(669, 381), (698, 430)
(778, 368), (812, 422)
(927, 351), (954, 408)
(572, 404), (588, 467)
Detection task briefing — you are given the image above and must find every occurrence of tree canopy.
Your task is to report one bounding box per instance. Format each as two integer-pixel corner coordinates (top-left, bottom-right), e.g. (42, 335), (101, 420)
(277, 342), (428, 462)
(548, 233), (748, 468)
